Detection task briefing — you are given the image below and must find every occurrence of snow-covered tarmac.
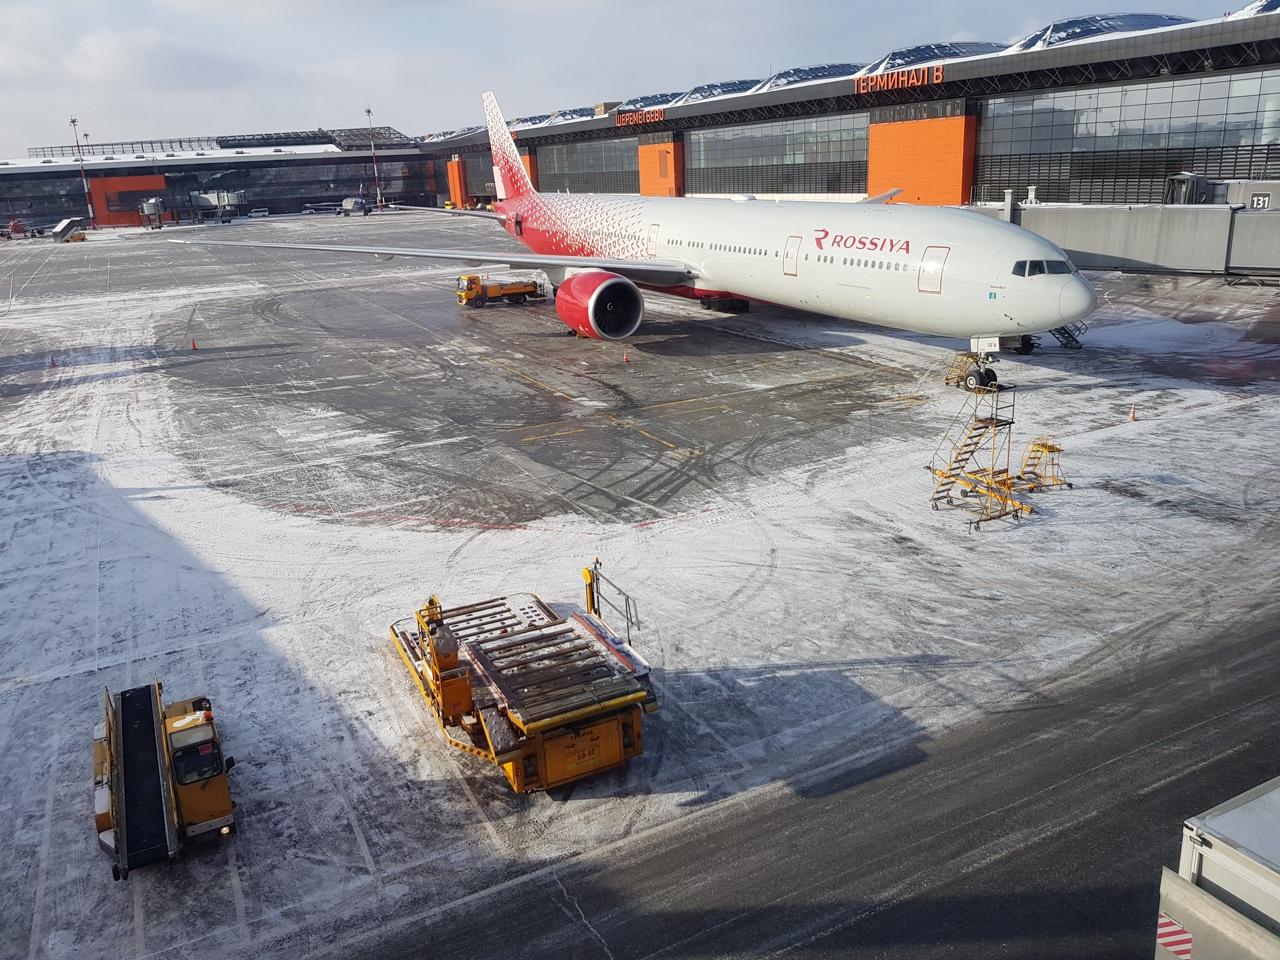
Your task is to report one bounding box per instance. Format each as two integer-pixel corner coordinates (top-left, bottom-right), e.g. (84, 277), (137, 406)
(2, 217), (1277, 960)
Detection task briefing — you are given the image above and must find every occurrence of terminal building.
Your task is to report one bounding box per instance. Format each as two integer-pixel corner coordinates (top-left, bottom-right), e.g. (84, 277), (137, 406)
(0, 127), (431, 227)
(1, 5), (1277, 229)
(427, 5), (1280, 209)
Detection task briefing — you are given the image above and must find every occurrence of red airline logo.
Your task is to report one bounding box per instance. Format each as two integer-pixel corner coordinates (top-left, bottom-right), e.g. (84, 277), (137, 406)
(814, 228), (911, 254)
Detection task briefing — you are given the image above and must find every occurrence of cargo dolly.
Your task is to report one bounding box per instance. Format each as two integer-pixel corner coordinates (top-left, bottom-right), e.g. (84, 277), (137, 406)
(390, 585), (657, 792)
(93, 680), (237, 880)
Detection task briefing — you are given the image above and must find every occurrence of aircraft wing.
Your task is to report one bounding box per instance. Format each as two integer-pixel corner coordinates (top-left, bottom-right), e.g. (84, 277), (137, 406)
(168, 239), (699, 286)
(384, 203), (506, 221)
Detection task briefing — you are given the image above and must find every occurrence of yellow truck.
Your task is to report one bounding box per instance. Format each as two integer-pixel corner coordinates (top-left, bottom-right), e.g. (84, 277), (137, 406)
(456, 273), (546, 308)
(390, 579), (657, 793)
(93, 680), (237, 880)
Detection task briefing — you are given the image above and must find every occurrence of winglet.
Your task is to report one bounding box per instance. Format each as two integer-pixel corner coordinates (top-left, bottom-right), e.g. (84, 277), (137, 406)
(483, 91), (535, 202)
(859, 188), (903, 205)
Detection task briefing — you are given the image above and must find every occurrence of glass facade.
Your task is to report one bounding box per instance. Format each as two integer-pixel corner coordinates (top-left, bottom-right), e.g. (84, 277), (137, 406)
(686, 113), (869, 195)
(537, 138), (639, 194)
(463, 155), (496, 197)
(975, 69), (1280, 202)
(0, 154), (429, 223)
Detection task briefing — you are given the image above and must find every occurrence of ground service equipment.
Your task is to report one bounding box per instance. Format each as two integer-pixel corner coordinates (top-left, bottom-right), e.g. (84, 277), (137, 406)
(93, 680), (237, 880)
(1154, 776), (1280, 959)
(456, 273), (546, 308)
(390, 586), (657, 792)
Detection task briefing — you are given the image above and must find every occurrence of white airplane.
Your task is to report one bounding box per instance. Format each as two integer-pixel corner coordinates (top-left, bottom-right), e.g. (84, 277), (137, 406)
(175, 91), (1096, 388)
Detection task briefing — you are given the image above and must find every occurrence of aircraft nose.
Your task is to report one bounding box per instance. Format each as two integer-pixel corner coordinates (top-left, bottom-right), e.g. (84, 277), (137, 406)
(1060, 277), (1098, 323)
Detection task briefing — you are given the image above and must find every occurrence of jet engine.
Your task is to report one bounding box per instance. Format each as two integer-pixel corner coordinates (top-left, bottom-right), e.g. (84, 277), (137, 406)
(555, 270), (644, 340)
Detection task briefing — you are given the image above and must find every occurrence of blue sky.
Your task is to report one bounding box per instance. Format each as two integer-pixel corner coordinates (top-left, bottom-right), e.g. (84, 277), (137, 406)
(0, 0), (1245, 156)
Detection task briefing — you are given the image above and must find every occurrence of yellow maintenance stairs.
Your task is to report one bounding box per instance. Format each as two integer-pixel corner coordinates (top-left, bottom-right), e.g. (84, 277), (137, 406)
(928, 385), (1034, 529)
(1020, 436), (1072, 492)
(390, 571), (657, 793)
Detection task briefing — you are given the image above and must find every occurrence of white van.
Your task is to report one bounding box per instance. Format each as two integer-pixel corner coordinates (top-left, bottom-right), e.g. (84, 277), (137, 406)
(247, 208), (270, 218)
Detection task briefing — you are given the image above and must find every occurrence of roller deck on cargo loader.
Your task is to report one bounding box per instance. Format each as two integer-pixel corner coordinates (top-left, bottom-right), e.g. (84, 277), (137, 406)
(92, 680), (237, 880)
(390, 590), (657, 792)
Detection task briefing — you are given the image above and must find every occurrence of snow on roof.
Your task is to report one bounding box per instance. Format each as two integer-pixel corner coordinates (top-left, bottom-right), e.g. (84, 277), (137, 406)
(508, 114), (552, 130)
(616, 91), (689, 112)
(551, 107), (595, 123)
(857, 41), (1007, 75)
(423, 125), (483, 142)
(670, 79), (763, 107)
(752, 63), (864, 94)
(1231, 0), (1280, 13)
(1004, 13), (1195, 53)
(0, 143), (345, 172)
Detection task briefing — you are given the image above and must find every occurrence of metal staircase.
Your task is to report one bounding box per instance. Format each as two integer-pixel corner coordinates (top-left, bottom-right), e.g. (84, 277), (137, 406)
(928, 386), (1034, 529)
(1019, 436), (1072, 492)
(1048, 320), (1088, 349)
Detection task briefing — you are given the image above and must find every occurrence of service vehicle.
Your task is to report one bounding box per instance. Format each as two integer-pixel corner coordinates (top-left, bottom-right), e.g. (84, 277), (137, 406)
(93, 680), (237, 880)
(247, 207), (270, 218)
(389, 571), (657, 793)
(456, 273), (546, 308)
(1154, 775), (1280, 958)
(2, 218), (45, 239)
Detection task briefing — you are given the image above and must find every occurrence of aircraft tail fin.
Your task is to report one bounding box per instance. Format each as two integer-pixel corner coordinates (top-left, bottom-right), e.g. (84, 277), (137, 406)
(482, 91), (536, 201)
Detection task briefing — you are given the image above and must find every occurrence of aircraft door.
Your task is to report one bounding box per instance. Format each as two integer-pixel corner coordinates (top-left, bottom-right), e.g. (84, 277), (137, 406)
(783, 235), (802, 276)
(917, 245), (950, 294)
(646, 223), (660, 257)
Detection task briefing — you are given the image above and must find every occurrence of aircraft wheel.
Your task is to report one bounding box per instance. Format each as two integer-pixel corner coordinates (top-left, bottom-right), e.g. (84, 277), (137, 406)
(963, 370), (982, 391)
(980, 368), (998, 387)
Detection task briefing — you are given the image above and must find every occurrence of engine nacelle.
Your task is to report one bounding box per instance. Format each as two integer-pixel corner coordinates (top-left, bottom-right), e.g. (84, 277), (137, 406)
(555, 270), (644, 340)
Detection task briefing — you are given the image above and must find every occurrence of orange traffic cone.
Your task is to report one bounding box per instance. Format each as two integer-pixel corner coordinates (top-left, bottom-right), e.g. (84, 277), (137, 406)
(1128, 402), (1137, 422)
(191, 339), (198, 351)
(623, 350), (630, 364)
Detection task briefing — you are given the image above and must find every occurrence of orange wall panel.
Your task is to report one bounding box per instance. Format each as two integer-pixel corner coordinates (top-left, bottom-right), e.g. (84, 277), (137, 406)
(520, 151), (539, 191)
(867, 115), (976, 206)
(87, 173), (168, 227)
(638, 140), (683, 197)
(445, 158), (471, 207)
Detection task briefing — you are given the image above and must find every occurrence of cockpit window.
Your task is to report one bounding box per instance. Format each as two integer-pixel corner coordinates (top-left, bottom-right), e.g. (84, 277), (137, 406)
(1012, 261), (1026, 277)
(1027, 260), (1047, 277)
(172, 740), (224, 784)
(1045, 260), (1071, 275)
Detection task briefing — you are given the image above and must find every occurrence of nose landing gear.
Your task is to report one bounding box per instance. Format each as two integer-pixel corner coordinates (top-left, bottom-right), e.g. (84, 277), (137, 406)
(946, 352), (1001, 392)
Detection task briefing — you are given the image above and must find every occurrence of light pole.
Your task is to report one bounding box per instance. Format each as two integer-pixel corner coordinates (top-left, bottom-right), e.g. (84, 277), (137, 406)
(365, 106), (384, 210)
(69, 116), (96, 229)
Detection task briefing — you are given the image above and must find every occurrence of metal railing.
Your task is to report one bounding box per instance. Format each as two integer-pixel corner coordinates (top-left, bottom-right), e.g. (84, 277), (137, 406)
(583, 558), (641, 644)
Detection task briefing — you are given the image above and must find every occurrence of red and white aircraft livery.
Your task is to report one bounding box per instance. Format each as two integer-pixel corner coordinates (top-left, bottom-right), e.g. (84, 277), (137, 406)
(177, 92), (1097, 370)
